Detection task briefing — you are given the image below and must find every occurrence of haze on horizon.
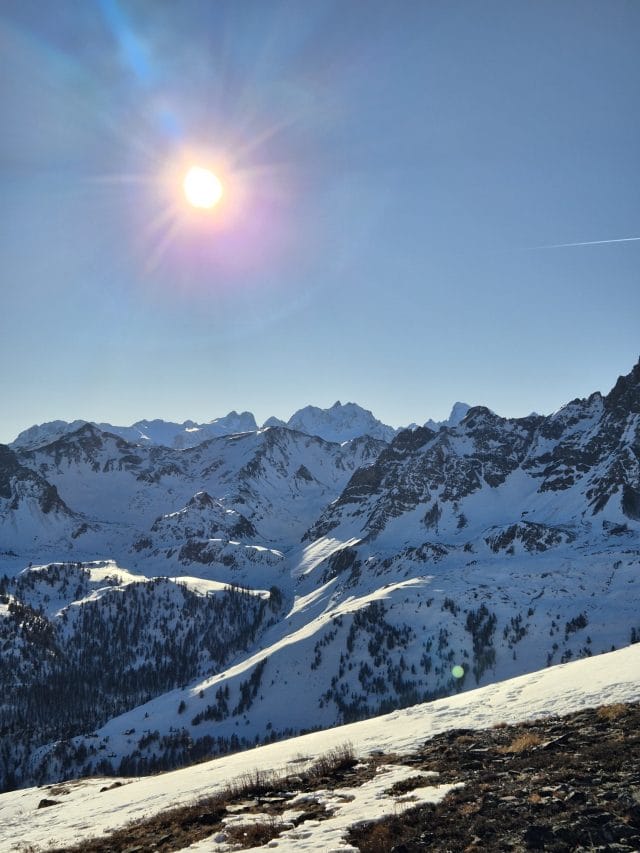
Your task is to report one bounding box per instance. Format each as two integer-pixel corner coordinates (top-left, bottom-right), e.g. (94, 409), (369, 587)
(1, 0), (639, 445)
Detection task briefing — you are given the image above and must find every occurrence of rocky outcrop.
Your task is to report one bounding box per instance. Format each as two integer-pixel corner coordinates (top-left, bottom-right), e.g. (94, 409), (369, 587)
(484, 522), (575, 554)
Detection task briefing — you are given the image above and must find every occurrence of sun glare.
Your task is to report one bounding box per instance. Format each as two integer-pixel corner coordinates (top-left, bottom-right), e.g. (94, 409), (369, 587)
(182, 166), (223, 209)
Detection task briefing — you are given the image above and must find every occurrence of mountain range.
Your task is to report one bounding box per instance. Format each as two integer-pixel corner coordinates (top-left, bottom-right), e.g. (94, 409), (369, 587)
(0, 361), (638, 792)
(9, 400), (471, 451)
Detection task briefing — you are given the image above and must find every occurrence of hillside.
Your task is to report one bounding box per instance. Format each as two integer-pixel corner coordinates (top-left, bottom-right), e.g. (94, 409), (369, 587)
(0, 645), (637, 852)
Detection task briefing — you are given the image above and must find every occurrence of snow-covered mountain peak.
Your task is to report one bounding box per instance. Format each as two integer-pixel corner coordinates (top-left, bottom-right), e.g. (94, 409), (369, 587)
(206, 410), (257, 432)
(10, 401), (484, 453)
(449, 400), (471, 423)
(102, 411), (259, 449)
(261, 415), (287, 429)
(286, 401), (396, 443)
(11, 419), (89, 451)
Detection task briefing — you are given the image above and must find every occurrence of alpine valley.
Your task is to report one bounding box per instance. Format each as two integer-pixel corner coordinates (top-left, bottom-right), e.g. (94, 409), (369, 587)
(1, 363), (639, 793)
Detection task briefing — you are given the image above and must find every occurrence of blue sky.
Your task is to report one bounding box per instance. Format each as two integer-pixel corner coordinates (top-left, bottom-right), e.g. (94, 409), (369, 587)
(1, 0), (638, 443)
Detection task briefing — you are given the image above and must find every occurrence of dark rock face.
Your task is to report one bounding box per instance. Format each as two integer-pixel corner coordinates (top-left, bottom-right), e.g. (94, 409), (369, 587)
(604, 359), (640, 415)
(0, 444), (72, 518)
(0, 445), (19, 500)
(622, 484), (640, 520)
(348, 702), (640, 853)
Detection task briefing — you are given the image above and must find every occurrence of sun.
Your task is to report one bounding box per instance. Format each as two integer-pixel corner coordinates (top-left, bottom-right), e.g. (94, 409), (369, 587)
(182, 165), (223, 209)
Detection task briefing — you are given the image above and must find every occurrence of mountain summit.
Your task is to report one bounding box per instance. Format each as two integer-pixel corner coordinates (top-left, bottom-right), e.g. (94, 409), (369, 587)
(284, 400), (397, 443)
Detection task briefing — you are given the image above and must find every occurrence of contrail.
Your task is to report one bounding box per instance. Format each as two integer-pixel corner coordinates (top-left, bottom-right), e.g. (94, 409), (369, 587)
(529, 236), (640, 250)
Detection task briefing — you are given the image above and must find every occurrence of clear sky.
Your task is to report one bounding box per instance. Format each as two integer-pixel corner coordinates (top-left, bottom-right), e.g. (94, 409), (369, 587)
(1, 0), (639, 443)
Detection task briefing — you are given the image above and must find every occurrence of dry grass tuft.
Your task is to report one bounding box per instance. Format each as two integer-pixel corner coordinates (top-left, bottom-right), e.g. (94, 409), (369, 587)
(596, 703), (629, 722)
(498, 732), (544, 753)
(224, 767), (282, 799)
(222, 743), (355, 800)
(455, 734), (476, 744)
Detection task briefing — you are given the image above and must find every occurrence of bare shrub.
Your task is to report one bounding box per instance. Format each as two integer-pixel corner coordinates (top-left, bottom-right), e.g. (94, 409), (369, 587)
(224, 816), (284, 847)
(307, 742), (356, 781)
(385, 775), (432, 796)
(224, 767), (282, 799)
(355, 820), (398, 852)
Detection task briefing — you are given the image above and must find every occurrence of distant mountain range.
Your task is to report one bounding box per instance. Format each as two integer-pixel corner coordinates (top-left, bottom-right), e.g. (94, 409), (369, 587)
(10, 401), (472, 450)
(0, 360), (638, 792)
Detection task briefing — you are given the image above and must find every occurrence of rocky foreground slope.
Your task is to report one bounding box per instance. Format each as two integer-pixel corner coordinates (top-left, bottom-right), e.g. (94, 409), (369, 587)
(348, 702), (640, 852)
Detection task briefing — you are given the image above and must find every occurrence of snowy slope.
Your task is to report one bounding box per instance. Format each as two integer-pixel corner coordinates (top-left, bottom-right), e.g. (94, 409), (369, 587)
(1, 645), (637, 853)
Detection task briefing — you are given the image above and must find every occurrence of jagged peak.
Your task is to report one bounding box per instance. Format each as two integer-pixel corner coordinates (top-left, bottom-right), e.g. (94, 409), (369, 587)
(604, 357), (640, 414)
(186, 491), (216, 508)
(460, 405), (500, 423)
(391, 425), (436, 452)
(262, 416), (287, 429)
(423, 402), (472, 431)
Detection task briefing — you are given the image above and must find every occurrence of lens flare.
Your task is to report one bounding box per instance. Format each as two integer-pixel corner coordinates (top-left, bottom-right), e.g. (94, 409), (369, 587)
(451, 665), (465, 679)
(182, 166), (223, 209)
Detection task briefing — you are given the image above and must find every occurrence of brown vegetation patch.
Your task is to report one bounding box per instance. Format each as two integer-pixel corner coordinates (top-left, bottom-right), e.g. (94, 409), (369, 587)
(224, 816), (285, 847)
(385, 774), (434, 796)
(596, 702), (629, 721)
(355, 821), (399, 853)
